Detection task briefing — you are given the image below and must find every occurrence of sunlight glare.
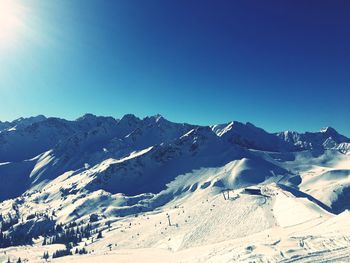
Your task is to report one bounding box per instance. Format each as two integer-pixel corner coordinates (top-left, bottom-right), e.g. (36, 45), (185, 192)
(0, 0), (23, 48)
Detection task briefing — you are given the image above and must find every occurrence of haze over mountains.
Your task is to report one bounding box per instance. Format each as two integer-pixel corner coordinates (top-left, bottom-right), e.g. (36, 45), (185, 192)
(1, 114), (350, 262)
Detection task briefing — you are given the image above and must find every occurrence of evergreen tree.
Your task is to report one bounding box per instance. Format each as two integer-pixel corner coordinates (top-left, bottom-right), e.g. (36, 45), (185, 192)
(106, 221), (111, 231)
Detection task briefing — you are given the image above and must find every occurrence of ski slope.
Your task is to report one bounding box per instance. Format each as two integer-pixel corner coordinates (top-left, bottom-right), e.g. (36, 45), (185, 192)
(0, 114), (350, 262)
(2, 184), (350, 263)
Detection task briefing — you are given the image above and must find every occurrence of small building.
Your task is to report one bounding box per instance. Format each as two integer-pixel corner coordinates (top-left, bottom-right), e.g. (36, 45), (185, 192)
(242, 187), (262, 195)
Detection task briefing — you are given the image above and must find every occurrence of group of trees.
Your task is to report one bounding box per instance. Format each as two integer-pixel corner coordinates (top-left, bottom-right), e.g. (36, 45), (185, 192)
(0, 213), (19, 232)
(0, 213), (34, 248)
(42, 244), (89, 260)
(52, 246), (73, 258)
(1, 212), (105, 260)
(0, 230), (33, 248)
(43, 223), (94, 246)
(0, 211), (54, 249)
(74, 247), (88, 255)
(42, 221), (105, 259)
(50, 246), (88, 259)
(6, 257), (23, 263)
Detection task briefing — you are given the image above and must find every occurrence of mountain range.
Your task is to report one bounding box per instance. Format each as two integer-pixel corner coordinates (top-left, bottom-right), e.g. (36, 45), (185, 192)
(0, 114), (350, 262)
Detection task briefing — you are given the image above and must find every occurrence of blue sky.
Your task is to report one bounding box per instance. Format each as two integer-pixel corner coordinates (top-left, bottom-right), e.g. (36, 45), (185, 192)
(0, 1), (349, 135)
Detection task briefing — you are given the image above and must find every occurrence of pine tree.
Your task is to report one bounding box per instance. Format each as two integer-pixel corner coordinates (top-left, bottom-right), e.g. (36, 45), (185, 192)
(106, 221), (111, 231)
(79, 247), (87, 254)
(43, 251), (49, 260)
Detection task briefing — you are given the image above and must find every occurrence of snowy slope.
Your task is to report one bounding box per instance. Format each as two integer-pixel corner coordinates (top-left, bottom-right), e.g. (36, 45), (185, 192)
(2, 183), (350, 263)
(212, 121), (295, 152)
(0, 114), (350, 263)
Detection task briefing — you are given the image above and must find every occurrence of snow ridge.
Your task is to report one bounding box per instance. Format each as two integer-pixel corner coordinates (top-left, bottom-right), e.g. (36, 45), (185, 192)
(0, 114), (350, 263)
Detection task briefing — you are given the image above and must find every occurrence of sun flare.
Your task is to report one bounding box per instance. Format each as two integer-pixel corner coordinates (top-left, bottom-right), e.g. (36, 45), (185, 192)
(0, 0), (23, 47)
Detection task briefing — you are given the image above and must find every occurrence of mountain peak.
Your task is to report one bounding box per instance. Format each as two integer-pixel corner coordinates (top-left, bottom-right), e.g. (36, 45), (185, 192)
(153, 114), (164, 122)
(76, 113), (98, 121)
(121, 114), (140, 121)
(119, 114), (141, 127)
(8, 115), (47, 129)
(319, 126), (350, 144)
(13, 114), (46, 122)
(143, 114), (167, 124)
(320, 126), (338, 134)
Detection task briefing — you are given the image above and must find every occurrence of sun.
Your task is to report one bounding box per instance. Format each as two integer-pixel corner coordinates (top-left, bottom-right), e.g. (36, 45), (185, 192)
(0, 0), (23, 47)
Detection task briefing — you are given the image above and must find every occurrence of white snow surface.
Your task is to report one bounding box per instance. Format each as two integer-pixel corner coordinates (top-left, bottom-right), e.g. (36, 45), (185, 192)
(0, 114), (350, 262)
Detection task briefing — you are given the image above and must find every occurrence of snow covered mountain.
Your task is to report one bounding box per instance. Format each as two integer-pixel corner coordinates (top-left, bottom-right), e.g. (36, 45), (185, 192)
(212, 121), (294, 152)
(0, 115), (47, 133)
(0, 114), (350, 262)
(276, 126), (350, 151)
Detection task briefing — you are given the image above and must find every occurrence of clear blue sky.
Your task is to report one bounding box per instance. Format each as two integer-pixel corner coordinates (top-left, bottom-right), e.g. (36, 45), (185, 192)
(0, 0), (349, 135)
